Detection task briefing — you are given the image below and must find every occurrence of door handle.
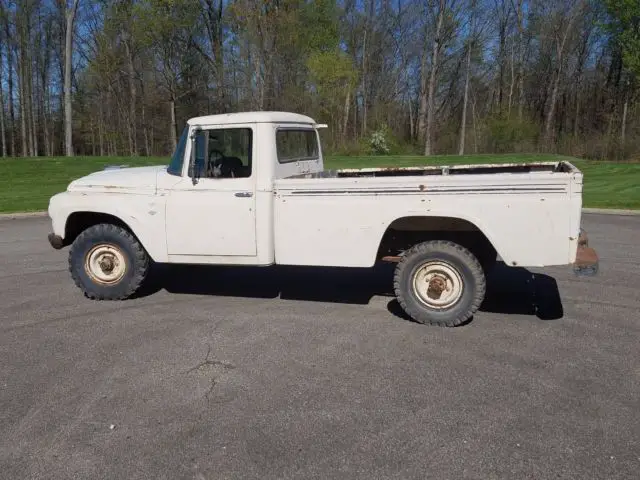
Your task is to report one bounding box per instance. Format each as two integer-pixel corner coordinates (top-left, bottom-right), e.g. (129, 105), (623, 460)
(234, 191), (253, 198)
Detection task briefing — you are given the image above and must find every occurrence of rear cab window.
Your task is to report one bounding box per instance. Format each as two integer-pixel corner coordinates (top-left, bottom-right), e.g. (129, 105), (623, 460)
(276, 129), (319, 164)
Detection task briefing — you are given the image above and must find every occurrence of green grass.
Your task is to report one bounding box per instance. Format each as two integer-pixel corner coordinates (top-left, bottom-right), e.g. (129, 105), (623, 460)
(1, 153), (638, 213)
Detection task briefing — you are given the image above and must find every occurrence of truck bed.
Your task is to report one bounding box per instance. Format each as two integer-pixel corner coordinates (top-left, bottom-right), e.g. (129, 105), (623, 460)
(272, 161), (583, 269)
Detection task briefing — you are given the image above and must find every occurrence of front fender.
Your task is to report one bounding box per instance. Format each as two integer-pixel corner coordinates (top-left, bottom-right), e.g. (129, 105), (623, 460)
(48, 191), (168, 262)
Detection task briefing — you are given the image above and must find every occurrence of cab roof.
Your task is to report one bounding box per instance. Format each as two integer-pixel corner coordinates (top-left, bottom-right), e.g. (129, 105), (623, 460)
(187, 111), (317, 127)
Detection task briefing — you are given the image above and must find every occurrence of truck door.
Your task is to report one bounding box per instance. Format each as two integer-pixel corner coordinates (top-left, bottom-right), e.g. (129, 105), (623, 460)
(165, 125), (257, 257)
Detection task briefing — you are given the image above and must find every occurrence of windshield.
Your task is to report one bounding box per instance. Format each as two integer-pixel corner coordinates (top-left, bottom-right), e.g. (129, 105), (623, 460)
(168, 126), (188, 176)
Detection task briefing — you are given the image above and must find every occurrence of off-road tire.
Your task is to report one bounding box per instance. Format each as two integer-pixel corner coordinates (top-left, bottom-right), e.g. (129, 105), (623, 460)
(393, 240), (486, 327)
(68, 223), (150, 300)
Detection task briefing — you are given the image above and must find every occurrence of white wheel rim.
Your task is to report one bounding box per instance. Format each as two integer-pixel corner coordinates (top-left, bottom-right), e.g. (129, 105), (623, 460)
(84, 243), (127, 285)
(412, 261), (464, 310)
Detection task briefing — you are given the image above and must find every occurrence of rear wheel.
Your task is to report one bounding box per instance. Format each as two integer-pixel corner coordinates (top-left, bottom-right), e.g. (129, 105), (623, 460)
(393, 240), (486, 327)
(68, 223), (149, 300)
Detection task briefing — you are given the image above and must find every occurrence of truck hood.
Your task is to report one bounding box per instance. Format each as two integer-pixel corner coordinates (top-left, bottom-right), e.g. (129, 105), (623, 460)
(67, 165), (167, 194)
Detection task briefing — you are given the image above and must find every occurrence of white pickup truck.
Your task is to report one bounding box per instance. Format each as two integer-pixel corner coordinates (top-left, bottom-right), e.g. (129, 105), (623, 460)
(47, 111), (598, 326)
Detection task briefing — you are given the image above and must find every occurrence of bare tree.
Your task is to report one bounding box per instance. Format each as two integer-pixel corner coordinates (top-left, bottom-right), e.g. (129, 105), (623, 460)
(199, 0), (226, 111)
(0, 40), (6, 158)
(424, 0), (446, 156)
(459, 0), (482, 155)
(544, 0), (585, 147)
(64, 0), (80, 156)
(513, 0), (526, 121)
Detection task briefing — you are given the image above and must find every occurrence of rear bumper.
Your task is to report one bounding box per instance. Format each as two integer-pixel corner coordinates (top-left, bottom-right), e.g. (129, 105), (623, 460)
(573, 229), (598, 276)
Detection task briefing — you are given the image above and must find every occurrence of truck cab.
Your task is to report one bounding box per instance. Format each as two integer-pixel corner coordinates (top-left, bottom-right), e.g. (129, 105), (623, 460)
(49, 112), (327, 267)
(159, 112), (326, 265)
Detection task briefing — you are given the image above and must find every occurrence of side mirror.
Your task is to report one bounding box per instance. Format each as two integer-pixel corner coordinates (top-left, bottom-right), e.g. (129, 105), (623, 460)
(188, 127), (203, 184)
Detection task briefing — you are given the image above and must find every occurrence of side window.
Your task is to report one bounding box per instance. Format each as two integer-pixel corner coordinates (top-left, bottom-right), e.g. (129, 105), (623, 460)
(276, 129), (319, 164)
(192, 127), (253, 179)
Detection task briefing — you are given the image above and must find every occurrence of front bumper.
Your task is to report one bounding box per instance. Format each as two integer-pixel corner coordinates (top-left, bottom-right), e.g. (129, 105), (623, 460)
(48, 233), (65, 250)
(573, 229), (599, 276)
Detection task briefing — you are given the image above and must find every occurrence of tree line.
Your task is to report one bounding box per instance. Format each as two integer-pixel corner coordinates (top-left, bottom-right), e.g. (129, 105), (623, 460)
(0, 0), (638, 160)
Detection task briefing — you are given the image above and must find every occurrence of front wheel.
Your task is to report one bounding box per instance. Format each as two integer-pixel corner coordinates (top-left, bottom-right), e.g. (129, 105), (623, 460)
(393, 240), (486, 327)
(68, 223), (150, 300)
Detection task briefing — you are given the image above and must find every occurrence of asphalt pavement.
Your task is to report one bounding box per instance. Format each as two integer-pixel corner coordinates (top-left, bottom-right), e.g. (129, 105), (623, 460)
(0, 214), (639, 479)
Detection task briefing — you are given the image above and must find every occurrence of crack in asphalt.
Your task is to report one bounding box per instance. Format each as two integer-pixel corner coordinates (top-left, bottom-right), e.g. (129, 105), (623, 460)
(185, 345), (236, 374)
(184, 345), (236, 403)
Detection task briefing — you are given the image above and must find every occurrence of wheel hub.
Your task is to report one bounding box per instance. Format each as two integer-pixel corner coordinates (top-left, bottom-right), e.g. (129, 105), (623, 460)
(99, 257), (115, 273)
(427, 275), (447, 299)
(412, 261), (464, 309)
(84, 244), (127, 285)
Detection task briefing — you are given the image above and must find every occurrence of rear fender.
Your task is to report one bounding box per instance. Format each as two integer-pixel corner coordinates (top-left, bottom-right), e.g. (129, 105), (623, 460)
(378, 213), (506, 264)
